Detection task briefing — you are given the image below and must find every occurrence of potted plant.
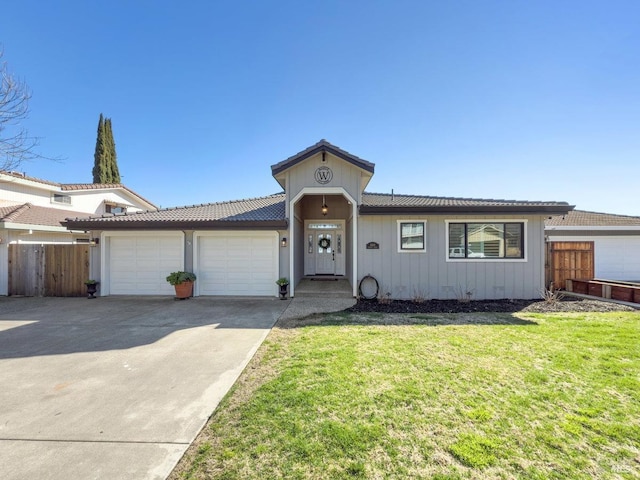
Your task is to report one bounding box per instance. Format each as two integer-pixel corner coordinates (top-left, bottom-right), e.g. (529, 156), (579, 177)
(84, 279), (99, 299)
(276, 277), (289, 300)
(166, 271), (196, 299)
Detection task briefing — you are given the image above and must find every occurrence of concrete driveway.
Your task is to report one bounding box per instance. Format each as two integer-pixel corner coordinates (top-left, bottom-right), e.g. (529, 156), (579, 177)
(0, 296), (288, 480)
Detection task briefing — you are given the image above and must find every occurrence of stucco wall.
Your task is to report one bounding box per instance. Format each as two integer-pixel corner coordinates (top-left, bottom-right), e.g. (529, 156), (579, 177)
(358, 214), (546, 300)
(0, 176), (149, 214)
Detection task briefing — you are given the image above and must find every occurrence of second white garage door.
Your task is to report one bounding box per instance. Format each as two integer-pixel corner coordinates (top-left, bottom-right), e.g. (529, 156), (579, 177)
(195, 232), (278, 296)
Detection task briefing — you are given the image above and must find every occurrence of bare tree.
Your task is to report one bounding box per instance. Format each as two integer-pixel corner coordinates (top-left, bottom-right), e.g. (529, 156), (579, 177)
(0, 49), (43, 172)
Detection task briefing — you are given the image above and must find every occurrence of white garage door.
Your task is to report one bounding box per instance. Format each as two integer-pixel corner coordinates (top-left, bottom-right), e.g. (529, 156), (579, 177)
(596, 236), (640, 281)
(196, 232), (278, 296)
(108, 233), (184, 295)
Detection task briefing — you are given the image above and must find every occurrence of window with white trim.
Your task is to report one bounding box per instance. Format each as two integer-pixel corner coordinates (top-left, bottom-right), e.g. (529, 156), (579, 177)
(105, 203), (127, 214)
(52, 193), (71, 205)
(448, 222), (524, 259)
(398, 221), (426, 252)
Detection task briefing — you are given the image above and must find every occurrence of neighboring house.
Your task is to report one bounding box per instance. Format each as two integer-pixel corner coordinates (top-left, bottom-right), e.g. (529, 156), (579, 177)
(63, 140), (572, 299)
(0, 171), (157, 295)
(545, 210), (640, 286)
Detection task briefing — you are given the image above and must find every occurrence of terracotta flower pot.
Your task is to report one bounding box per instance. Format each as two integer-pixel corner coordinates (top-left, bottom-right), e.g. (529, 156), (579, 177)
(174, 281), (194, 299)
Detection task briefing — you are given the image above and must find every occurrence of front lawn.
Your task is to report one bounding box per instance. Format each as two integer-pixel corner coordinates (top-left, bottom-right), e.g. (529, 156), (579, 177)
(172, 311), (640, 479)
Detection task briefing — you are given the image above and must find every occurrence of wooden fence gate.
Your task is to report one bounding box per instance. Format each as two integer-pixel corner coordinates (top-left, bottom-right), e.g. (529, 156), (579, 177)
(546, 241), (594, 290)
(8, 244), (90, 296)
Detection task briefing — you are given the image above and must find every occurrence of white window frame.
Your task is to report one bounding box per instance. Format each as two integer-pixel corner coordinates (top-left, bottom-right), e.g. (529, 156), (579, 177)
(51, 193), (72, 205)
(397, 220), (427, 253)
(445, 219), (528, 262)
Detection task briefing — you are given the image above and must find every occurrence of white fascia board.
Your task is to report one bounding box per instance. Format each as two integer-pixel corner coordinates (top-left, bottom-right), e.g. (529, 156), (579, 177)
(1, 222), (71, 233)
(546, 226), (640, 231)
(0, 174), (60, 192)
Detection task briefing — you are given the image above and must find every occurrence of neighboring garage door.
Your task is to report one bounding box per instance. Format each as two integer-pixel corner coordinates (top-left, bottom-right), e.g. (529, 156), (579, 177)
(595, 236), (640, 280)
(107, 232), (184, 295)
(195, 232), (278, 296)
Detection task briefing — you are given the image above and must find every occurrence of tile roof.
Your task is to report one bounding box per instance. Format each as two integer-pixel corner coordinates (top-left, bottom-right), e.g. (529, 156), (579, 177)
(0, 203), (82, 227)
(0, 170), (60, 186)
(361, 192), (573, 214)
(271, 139), (375, 176)
(0, 171), (157, 208)
(63, 193), (287, 229)
(545, 209), (640, 227)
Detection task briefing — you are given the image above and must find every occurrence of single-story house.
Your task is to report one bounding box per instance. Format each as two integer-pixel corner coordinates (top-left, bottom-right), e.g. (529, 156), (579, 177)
(0, 170), (156, 295)
(64, 140), (573, 299)
(545, 210), (640, 287)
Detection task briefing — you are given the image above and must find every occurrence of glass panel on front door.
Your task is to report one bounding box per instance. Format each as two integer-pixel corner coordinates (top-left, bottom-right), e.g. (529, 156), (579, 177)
(316, 233), (335, 274)
(318, 234), (332, 254)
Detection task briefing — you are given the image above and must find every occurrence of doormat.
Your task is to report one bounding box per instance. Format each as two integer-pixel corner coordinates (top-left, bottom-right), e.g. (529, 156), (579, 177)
(310, 278), (339, 281)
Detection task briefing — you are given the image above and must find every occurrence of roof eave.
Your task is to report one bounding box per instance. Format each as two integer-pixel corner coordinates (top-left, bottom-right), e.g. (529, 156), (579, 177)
(62, 219), (289, 231)
(359, 205), (574, 215)
(271, 143), (375, 176)
(1, 221), (71, 232)
(546, 226), (640, 231)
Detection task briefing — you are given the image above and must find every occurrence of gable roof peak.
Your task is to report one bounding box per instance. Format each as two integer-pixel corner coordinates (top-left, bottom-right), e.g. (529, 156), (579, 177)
(271, 140), (375, 177)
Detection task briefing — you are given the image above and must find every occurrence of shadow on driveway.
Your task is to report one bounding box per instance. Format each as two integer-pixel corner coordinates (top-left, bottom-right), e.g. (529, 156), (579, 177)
(0, 296), (288, 359)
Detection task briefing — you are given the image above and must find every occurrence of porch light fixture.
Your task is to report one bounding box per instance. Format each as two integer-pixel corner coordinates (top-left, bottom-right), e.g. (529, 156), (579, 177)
(281, 237), (287, 247)
(321, 195), (328, 216)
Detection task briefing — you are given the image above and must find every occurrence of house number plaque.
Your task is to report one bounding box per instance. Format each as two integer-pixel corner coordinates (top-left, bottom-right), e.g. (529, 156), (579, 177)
(366, 242), (380, 249)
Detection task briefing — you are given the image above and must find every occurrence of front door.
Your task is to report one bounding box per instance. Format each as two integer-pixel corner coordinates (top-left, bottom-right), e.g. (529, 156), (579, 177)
(304, 221), (346, 276)
(316, 232), (335, 274)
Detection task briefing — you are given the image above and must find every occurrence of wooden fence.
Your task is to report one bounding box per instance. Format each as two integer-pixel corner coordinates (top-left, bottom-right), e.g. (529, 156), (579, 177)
(8, 244), (89, 296)
(546, 241), (594, 290)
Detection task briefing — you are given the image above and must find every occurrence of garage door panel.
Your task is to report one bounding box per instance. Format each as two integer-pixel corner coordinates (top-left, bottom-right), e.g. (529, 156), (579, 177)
(596, 237), (640, 280)
(109, 234), (183, 295)
(197, 233), (277, 296)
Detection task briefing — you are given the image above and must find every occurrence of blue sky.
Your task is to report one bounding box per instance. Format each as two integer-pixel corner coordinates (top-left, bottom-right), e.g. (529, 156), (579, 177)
(1, 1), (639, 214)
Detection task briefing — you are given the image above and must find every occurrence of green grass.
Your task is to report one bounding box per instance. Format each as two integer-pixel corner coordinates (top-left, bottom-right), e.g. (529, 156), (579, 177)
(172, 311), (640, 479)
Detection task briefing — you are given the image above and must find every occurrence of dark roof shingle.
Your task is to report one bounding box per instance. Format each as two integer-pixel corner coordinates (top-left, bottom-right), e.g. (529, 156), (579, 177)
(361, 192), (572, 214)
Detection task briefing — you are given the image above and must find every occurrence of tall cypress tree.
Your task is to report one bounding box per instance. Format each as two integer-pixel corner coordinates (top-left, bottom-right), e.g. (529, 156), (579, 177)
(104, 118), (121, 183)
(92, 114), (107, 183)
(92, 113), (120, 183)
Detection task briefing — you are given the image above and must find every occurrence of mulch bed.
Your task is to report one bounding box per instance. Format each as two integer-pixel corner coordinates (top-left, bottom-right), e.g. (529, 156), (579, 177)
(345, 297), (638, 315)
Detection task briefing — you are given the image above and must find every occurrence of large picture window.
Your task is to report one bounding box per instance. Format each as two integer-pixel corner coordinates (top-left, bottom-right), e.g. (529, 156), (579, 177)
(448, 222), (524, 259)
(398, 221), (426, 252)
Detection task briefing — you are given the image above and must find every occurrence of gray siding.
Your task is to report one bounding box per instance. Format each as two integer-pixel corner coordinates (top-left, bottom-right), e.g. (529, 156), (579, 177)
(286, 151), (365, 204)
(357, 215), (546, 300)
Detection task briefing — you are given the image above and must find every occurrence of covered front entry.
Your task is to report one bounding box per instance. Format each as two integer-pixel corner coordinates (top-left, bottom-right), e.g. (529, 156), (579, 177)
(290, 189), (358, 297)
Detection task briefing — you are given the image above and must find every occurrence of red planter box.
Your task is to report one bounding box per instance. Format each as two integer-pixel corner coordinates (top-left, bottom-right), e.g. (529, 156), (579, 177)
(571, 280), (589, 294)
(611, 285), (633, 302)
(588, 283), (604, 298)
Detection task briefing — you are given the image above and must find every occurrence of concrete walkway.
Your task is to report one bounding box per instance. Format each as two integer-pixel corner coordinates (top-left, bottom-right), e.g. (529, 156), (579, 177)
(0, 296), (288, 480)
(279, 296), (356, 321)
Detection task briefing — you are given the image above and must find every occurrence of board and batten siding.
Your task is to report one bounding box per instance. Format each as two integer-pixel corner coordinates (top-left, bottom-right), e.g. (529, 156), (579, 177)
(357, 215), (546, 300)
(285, 152), (365, 206)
